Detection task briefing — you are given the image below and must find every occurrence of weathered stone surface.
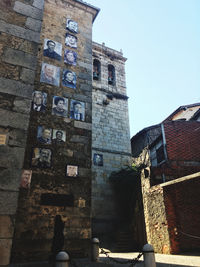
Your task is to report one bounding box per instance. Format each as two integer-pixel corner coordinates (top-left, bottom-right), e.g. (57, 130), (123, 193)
(0, 239), (12, 265)
(0, 32), (38, 55)
(0, 9), (26, 27)
(14, 1), (43, 20)
(0, 168), (21, 191)
(0, 191), (19, 215)
(25, 17), (42, 32)
(0, 62), (20, 81)
(0, 109), (30, 130)
(77, 61), (92, 71)
(91, 42), (132, 243)
(13, 97), (32, 114)
(70, 135), (89, 144)
(8, 129), (27, 147)
(0, 19), (40, 43)
(10, 0), (94, 262)
(74, 121), (92, 130)
(0, 77), (33, 99)
(20, 67), (35, 84)
(80, 83), (91, 92)
(3, 48), (37, 70)
(0, 216), (14, 238)
(0, 146), (25, 169)
(78, 72), (91, 81)
(33, 0), (44, 10)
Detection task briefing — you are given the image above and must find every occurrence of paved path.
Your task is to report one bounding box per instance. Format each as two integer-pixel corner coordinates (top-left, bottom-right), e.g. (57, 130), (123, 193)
(97, 251), (200, 266)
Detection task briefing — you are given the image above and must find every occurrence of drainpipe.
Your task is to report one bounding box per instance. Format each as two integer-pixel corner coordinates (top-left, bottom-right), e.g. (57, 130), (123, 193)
(161, 123), (168, 162)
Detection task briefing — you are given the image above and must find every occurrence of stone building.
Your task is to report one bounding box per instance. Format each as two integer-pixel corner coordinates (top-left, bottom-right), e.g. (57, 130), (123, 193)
(0, 0), (99, 264)
(0, 0), (132, 265)
(91, 42), (132, 246)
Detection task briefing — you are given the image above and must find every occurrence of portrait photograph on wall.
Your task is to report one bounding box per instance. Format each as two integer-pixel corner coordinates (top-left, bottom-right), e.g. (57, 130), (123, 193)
(66, 165), (78, 177)
(64, 49), (77, 66)
(93, 153), (103, 166)
(65, 33), (77, 49)
(66, 19), (78, 33)
(62, 69), (76, 89)
(70, 99), (85, 121)
(32, 91), (47, 112)
(43, 39), (62, 61)
(52, 96), (68, 117)
(20, 169), (32, 189)
(37, 126), (52, 144)
(31, 148), (52, 168)
(40, 62), (60, 87)
(52, 129), (66, 144)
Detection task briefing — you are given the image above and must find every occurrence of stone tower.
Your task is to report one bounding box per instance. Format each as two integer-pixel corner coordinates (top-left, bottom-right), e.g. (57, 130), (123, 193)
(0, 0), (99, 264)
(92, 42), (132, 246)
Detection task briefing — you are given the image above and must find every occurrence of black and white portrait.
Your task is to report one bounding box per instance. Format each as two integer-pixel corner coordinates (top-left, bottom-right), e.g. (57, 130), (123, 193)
(70, 100), (85, 121)
(66, 165), (78, 177)
(52, 129), (66, 144)
(43, 39), (62, 61)
(93, 153), (103, 166)
(64, 49), (77, 66)
(40, 62), (60, 87)
(20, 170), (32, 189)
(37, 126), (52, 144)
(62, 69), (76, 89)
(32, 148), (52, 168)
(52, 96), (68, 118)
(66, 19), (78, 33)
(32, 91), (47, 112)
(65, 33), (77, 49)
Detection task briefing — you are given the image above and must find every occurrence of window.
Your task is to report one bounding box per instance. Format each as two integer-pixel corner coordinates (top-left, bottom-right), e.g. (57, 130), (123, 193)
(93, 59), (100, 80)
(150, 139), (166, 166)
(156, 146), (165, 164)
(108, 64), (115, 85)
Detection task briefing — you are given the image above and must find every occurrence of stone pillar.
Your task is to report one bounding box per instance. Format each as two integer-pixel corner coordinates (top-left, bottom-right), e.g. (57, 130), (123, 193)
(0, 0), (44, 265)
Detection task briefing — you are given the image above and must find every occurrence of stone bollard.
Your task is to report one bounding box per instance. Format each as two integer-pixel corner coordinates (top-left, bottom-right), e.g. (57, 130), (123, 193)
(55, 251), (70, 267)
(142, 243), (156, 267)
(91, 237), (100, 261)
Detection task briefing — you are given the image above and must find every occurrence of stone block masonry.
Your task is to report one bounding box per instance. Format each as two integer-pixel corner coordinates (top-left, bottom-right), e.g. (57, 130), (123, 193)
(91, 42), (132, 247)
(0, 0), (44, 264)
(142, 169), (200, 254)
(9, 0), (99, 264)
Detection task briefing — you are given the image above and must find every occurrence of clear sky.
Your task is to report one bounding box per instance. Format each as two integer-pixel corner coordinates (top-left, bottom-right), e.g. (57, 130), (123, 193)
(87, 0), (200, 137)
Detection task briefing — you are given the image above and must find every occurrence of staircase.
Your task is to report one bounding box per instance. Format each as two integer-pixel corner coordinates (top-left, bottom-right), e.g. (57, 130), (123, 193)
(114, 230), (136, 252)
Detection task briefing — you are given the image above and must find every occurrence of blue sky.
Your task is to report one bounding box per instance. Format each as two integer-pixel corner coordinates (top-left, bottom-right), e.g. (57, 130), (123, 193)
(88, 0), (200, 136)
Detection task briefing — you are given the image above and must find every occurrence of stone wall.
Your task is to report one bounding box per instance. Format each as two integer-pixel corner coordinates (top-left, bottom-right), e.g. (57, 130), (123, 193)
(142, 168), (200, 254)
(92, 42), (132, 245)
(0, 0), (44, 265)
(141, 168), (171, 254)
(0, 0), (99, 264)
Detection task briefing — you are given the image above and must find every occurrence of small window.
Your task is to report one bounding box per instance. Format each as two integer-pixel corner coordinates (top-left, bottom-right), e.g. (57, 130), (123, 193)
(93, 59), (100, 80)
(108, 64), (115, 85)
(156, 146), (165, 164)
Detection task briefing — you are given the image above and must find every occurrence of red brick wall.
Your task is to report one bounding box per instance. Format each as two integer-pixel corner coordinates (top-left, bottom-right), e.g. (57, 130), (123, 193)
(164, 177), (200, 253)
(151, 121), (200, 181)
(164, 121), (200, 161)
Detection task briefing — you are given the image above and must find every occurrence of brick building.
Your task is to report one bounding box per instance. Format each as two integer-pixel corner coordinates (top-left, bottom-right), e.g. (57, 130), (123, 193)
(131, 103), (200, 254)
(131, 103), (200, 183)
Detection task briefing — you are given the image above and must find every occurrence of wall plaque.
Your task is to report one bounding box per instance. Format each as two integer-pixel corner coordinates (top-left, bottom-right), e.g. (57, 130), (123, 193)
(0, 134), (7, 145)
(40, 193), (74, 207)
